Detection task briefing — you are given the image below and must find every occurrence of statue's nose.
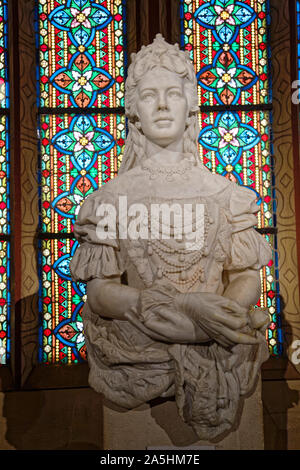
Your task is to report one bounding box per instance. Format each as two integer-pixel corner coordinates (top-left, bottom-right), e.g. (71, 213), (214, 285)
(157, 93), (168, 110)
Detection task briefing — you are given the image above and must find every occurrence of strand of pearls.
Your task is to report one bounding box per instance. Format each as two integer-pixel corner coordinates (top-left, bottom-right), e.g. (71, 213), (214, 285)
(146, 209), (213, 287)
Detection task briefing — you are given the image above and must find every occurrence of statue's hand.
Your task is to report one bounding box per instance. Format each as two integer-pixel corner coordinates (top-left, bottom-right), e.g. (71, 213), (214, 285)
(139, 304), (209, 344)
(248, 306), (270, 332)
(124, 308), (176, 343)
(175, 292), (260, 347)
(125, 281), (210, 344)
(125, 281), (261, 347)
(125, 302), (209, 344)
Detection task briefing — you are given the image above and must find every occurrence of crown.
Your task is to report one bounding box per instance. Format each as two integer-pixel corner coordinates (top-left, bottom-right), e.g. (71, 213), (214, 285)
(125, 34), (198, 119)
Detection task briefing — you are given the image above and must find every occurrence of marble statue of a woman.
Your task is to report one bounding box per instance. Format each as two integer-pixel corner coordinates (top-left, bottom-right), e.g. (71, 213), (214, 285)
(70, 34), (271, 440)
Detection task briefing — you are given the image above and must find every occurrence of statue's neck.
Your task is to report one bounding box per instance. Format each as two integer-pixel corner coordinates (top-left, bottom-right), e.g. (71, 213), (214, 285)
(146, 138), (184, 165)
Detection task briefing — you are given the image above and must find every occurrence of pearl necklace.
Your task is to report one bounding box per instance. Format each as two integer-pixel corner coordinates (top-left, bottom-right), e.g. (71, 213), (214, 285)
(146, 207), (213, 287)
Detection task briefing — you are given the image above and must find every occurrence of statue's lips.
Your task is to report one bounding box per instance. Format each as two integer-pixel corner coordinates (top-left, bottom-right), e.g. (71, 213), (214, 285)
(154, 117), (173, 126)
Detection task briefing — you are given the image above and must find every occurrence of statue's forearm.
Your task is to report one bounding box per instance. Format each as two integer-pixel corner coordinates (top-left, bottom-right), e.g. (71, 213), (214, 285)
(223, 269), (261, 309)
(87, 278), (140, 320)
(86, 270), (261, 343)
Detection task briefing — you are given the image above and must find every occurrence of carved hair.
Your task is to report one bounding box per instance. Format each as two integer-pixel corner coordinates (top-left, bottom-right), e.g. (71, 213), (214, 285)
(119, 34), (203, 174)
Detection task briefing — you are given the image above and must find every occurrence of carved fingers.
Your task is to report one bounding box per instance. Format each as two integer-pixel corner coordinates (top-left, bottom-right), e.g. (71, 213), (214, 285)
(143, 307), (199, 343)
(176, 292), (260, 346)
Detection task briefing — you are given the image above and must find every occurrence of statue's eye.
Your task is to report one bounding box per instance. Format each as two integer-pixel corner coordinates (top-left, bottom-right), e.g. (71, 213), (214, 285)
(141, 92), (155, 101)
(168, 89), (182, 98)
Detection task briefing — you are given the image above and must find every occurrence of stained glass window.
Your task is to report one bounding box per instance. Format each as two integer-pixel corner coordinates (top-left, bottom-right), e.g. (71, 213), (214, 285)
(181, 0), (282, 356)
(297, 1), (300, 82)
(0, 0), (10, 365)
(37, 0), (126, 364)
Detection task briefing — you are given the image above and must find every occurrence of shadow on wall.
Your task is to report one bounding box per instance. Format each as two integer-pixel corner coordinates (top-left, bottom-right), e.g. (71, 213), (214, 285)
(3, 378), (103, 450)
(262, 295), (300, 450)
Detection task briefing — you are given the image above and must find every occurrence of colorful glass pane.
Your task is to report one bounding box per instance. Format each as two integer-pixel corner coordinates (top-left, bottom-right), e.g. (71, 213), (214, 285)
(0, 240), (10, 364)
(39, 113), (125, 233)
(261, 233), (282, 356)
(39, 237), (86, 363)
(181, 0), (270, 106)
(0, 115), (9, 234)
(181, 0), (281, 357)
(38, 0), (126, 364)
(198, 110), (274, 229)
(38, 0), (125, 108)
(0, 0), (8, 109)
(0, 0), (9, 365)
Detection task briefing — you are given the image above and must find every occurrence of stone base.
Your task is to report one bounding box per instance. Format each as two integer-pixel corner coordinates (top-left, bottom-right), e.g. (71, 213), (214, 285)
(102, 377), (264, 450)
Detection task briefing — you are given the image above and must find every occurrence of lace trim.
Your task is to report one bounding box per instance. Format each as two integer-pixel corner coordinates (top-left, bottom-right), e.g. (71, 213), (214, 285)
(141, 156), (194, 182)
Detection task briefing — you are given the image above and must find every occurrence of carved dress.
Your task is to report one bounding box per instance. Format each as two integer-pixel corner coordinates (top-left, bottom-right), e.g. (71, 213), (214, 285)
(70, 155), (271, 440)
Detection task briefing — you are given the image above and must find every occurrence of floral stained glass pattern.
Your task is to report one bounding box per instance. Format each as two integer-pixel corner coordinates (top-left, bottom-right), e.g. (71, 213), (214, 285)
(0, 0), (9, 365)
(181, 0), (270, 106)
(38, 0), (126, 364)
(198, 110), (273, 229)
(40, 112), (125, 234)
(0, 240), (10, 365)
(0, 115), (9, 235)
(0, 0), (8, 109)
(0, 117), (9, 364)
(39, 238), (86, 363)
(38, 0), (125, 109)
(181, 0), (282, 357)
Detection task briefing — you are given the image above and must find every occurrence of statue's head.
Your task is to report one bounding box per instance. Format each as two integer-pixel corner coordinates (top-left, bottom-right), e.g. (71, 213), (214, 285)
(119, 34), (201, 173)
(125, 34), (198, 127)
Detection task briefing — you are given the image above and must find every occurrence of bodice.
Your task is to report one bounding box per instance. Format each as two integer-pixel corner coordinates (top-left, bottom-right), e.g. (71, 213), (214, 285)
(119, 194), (231, 294)
(70, 154), (271, 294)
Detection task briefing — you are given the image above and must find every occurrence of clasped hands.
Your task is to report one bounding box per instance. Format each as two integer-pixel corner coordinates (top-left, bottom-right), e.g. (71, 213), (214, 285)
(125, 281), (268, 348)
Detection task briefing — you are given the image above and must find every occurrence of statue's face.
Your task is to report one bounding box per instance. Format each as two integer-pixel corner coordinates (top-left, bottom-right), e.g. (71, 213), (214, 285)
(136, 68), (189, 148)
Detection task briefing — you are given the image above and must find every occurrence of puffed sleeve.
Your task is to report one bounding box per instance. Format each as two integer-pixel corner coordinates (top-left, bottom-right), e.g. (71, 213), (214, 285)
(224, 185), (272, 271)
(69, 189), (124, 283)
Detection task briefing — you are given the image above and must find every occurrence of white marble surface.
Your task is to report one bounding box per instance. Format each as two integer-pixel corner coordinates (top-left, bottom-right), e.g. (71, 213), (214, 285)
(70, 34), (271, 440)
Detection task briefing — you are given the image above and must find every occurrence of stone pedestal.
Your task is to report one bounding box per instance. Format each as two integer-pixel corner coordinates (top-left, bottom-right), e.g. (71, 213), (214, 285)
(102, 377), (264, 450)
